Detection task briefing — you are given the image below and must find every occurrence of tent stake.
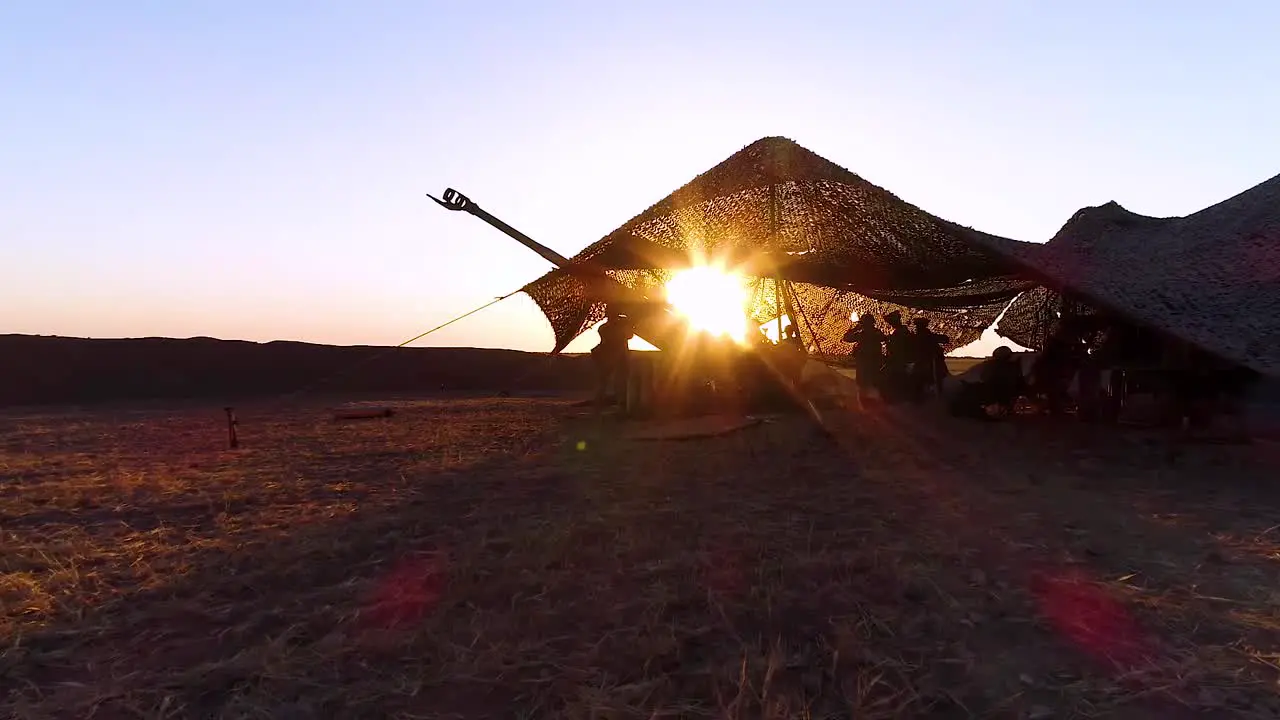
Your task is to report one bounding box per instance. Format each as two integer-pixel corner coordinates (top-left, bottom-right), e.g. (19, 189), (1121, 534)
(224, 407), (239, 449)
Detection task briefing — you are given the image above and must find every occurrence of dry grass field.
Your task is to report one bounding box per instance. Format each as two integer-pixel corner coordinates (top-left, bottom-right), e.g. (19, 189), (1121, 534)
(4, 396), (1280, 718)
(944, 357), (985, 375)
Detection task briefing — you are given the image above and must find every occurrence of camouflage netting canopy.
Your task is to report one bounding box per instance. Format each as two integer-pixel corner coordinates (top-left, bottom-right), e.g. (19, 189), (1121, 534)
(514, 135), (1280, 376)
(523, 137), (1038, 357)
(971, 173), (1280, 377)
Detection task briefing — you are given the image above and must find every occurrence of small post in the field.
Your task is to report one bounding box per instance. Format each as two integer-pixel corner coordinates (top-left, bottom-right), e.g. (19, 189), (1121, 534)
(224, 407), (239, 449)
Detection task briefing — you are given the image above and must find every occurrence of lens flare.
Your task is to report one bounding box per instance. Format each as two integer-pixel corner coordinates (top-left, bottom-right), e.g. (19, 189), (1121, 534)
(665, 264), (748, 343)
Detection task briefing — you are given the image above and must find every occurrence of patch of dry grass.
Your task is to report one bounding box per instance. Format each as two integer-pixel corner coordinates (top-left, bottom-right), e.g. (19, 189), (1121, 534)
(3, 396), (1280, 718)
(945, 357), (986, 375)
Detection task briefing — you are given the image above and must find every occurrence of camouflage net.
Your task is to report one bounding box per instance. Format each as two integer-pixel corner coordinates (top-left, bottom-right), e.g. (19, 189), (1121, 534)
(973, 179), (1280, 377)
(994, 286), (1060, 351)
(523, 137), (1039, 356)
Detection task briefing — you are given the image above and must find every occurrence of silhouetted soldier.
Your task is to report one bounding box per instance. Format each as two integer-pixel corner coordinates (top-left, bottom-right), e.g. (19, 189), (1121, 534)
(1032, 319), (1086, 415)
(592, 308), (634, 407)
(782, 323), (803, 352)
(947, 346), (1025, 420)
(982, 346), (1026, 412)
(910, 317), (950, 398)
(880, 311), (914, 402)
(778, 323), (807, 384)
(843, 315), (885, 399)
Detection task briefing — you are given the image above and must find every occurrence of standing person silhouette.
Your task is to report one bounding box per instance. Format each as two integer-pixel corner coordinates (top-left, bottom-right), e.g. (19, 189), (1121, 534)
(910, 317), (951, 399)
(591, 307), (634, 408)
(779, 323), (806, 384)
(880, 311), (914, 402)
(843, 315), (885, 403)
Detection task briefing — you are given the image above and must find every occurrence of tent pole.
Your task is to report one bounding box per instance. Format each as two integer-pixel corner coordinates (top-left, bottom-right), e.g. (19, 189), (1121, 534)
(775, 281), (783, 340)
(788, 281), (823, 355)
(770, 183), (784, 340)
(812, 290), (842, 330)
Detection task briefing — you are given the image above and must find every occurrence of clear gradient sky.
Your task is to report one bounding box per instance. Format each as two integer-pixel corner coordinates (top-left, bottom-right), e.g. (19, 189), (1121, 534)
(3, 2), (1278, 354)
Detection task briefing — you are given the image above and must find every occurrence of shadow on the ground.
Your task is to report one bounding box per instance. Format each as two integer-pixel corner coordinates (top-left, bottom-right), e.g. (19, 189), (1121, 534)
(4, 400), (1280, 719)
(838, 403), (1280, 716)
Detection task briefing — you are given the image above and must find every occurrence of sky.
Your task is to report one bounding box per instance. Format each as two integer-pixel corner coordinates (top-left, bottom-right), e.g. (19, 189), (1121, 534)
(3, 1), (1279, 355)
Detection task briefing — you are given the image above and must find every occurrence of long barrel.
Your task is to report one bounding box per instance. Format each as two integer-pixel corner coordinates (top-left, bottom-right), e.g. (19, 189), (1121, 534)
(429, 189), (573, 268)
(426, 188), (829, 430)
(428, 188), (689, 351)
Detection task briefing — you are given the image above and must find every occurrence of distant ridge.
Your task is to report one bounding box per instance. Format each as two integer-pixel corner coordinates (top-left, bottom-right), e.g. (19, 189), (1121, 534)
(0, 335), (591, 407)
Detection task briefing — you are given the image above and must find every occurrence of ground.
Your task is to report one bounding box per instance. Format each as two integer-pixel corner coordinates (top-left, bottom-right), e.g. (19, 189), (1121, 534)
(945, 357), (985, 375)
(3, 393), (1280, 719)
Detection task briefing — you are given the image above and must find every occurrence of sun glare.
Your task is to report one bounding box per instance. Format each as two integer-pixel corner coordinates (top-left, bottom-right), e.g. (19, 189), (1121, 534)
(665, 265), (748, 343)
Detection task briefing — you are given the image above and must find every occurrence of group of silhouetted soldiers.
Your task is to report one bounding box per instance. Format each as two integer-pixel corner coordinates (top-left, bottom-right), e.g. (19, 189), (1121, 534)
(591, 296), (837, 409)
(1025, 316), (1259, 427)
(843, 310), (950, 403)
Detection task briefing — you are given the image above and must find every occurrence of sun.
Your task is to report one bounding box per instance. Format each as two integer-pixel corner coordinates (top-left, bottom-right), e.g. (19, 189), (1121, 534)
(665, 264), (748, 343)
